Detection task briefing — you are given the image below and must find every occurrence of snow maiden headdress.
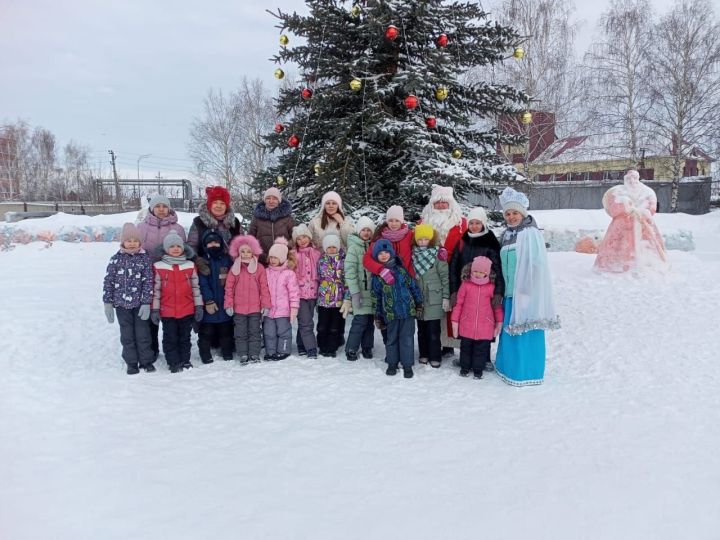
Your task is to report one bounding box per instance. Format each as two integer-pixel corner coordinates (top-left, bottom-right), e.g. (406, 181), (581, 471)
(499, 186), (529, 217)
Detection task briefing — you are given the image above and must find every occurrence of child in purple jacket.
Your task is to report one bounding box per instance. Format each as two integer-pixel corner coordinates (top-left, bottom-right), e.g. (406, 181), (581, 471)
(102, 223), (155, 375)
(316, 234), (347, 357)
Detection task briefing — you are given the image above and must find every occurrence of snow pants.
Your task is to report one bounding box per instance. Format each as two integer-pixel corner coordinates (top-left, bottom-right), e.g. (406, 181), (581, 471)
(459, 337), (491, 374)
(264, 316), (292, 356)
(296, 298), (317, 353)
(417, 318), (442, 363)
(116, 306), (154, 368)
(198, 320), (234, 361)
(317, 306), (345, 354)
(385, 317), (415, 368)
(233, 313), (262, 358)
(345, 314), (374, 354)
(161, 315), (194, 369)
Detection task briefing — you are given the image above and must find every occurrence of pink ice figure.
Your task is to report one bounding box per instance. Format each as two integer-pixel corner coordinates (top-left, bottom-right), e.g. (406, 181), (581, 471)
(594, 169), (667, 273)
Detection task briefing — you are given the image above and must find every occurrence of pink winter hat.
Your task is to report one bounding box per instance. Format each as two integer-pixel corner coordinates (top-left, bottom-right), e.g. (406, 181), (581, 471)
(264, 187), (282, 202)
(120, 222), (141, 244)
(471, 255), (492, 274)
(268, 237), (289, 264)
(385, 205), (405, 223)
(229, 235), (262, 259)
(321, 190), (343, 210)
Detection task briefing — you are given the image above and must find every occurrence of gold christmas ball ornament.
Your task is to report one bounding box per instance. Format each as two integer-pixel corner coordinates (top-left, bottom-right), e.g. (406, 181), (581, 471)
(274, 68), (285, 80)
(314, 163), (322, 176)
(279, 34), (290, 47)
(349, 78), (362, 91)
(513, 47), (525, 59)
(452, 149), (462, 159)
(276, 175), (286, 186)
(350, 4), (362, 17)
(521, 111), (533, 124)
(435, 86), (449, 101)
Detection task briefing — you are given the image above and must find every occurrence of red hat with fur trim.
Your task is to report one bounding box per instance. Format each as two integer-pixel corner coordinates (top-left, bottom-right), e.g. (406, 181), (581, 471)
(206, 186), (231, 211)
(228, 235), (262, 260)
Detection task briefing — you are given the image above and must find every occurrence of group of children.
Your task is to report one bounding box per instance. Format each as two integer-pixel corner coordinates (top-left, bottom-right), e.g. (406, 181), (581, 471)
(103, 188), (532, 382)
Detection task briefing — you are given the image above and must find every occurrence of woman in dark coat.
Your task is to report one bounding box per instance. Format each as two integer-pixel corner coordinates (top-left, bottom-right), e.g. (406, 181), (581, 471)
(248, 187), (295, 265)
(187, 186), (243, 260)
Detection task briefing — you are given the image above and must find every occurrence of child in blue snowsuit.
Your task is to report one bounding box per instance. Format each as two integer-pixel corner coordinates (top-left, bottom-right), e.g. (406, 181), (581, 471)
(197, 230), (234, 362)
(371, 239), (423, 379)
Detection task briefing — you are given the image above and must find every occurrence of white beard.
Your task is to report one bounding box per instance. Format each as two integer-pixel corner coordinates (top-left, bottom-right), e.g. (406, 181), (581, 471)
(427, 210), (456, 243)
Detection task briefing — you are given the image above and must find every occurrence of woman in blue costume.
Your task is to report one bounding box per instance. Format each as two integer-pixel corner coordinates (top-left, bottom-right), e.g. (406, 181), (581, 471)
(494, 187), (560, 386)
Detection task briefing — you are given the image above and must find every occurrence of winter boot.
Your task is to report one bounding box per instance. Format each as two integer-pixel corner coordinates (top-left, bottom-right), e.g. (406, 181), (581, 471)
(307, 348), (318, 359)
(126, 363), (140, 375)
(429, 359), (441, 368)
(201, 357), (214, 365)
(403, 366), (414, 379)
(418, 357), (429, 364)
(249, 355), (261, 363)
(181, 361), (193, 370)
(275, 353), (290, 361)
(169, 364), (181, 374)
(474, 370), (484, 380)
(441, 347), (455, 358)
(346, 350), (358, 361)
(484, 360), (495, 372)
(239, 355), (249, 365)
(141, 363), (156, 373)
(223, 354), (233, 361)
(385, 364), (398, 376)
(459, 368), (470, 377)
(362, 348), (373, 359)
(265, 353), (277, 361)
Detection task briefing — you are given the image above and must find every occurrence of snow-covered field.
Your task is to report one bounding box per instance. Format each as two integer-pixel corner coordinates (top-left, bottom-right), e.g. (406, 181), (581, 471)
(2, 210), (720, 539)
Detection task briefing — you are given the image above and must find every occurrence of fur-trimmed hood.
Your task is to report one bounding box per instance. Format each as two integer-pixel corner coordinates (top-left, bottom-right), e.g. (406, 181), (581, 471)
(252, 198), (292, 222)
(460, 261), (496, 283)
(228, 235), (262, 260)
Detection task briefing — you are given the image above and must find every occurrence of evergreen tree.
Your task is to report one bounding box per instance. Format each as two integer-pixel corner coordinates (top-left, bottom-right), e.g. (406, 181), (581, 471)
(257, 0), (528, 218)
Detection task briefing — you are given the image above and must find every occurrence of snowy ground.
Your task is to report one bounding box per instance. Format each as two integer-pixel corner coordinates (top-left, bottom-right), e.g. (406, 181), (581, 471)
(2, 211), (720, 539)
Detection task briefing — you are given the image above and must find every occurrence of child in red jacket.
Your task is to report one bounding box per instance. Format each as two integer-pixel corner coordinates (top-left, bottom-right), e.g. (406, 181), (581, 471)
(150, 232), (204, 373)
(451, 256), (504, 379)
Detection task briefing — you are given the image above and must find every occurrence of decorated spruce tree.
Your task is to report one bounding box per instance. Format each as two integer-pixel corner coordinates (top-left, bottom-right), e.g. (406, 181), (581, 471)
(257, 0), (528, 218)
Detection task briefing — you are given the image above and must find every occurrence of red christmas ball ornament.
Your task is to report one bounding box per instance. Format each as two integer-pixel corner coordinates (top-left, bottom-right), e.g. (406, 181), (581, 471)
(436, 34), (449, 48)
(274, 123), (284, 133)
(288, 134), (300, 148)
(301, 88), (313, 100)
(385, 25), (399, 41)
(425, 116), (437, 129)
(404, 95), (419, 109)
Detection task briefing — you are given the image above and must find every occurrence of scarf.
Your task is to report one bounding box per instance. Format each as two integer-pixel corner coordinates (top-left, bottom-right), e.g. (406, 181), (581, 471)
(161, 253), (188, 265)
(120, 246), (144, 255)
(467, 229), (489, 239)
(412, 246), (438, 277)
(501, 215), (537, 247)
(382, 226), (410, 243)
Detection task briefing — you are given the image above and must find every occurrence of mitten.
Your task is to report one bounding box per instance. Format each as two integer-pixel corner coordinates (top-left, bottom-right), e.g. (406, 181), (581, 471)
(494, 322), (503, 337)
(379, 268), (395, 285)
(450, 292), (458, 307)
(195, 257), (211, 276)
(339, 299), (353, 319)
(104, 303), (115, 324)
(442, 299), (451, 312)
(452, 321), (459, 339)
(192, 320), (200, 334)
(491, 294), (503, 307)
(374, 317), (386, 330)
(138, 304), (151, 321)
(150, 309), (160, 325)
(290, 308), (298, 323)
(194, 306), (204, 322)
(351, 292), (363, 311)
(225, 307), (234, 317)
(437, 247), (448, 261)
(415, 304), (424, 318)
(205, 301), (218, 315)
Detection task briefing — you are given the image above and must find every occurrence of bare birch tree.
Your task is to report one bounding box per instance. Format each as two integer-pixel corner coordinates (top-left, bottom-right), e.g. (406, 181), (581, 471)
(584, 0), (655, 161)
(646, 0), (720, 211)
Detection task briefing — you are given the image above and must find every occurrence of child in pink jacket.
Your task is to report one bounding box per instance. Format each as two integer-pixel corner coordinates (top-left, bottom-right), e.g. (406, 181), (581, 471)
(451, 256), (504, 379)
(225, 235), (271, 364)
(265, 237), (300, 360)
(291, 224), (321, 358)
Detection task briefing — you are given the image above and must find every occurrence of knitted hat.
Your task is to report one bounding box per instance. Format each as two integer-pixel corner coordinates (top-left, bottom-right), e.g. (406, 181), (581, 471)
(292, 223), (312, 241)
(268, 237), (290, 264)
(121, 222), (141, 244)
(414, 223), (434, 241)
(163, 231), (184, 252)
(467, 206), (488, 226)
(471, 255), (492, 285)
(202, 230), (224, 249)
(499, 187), (529, 217)
(385, 205), (405, 223)
(148, 194), (171, 212)
(355, 216), (375, 235)
(372, 239), (395, 260)
(229, 235), (263, 259)
(264, 187), (282, 202)
(322, 233), (341, 252)
(205, 186), (231, 210)
(321, 190), (343, 210)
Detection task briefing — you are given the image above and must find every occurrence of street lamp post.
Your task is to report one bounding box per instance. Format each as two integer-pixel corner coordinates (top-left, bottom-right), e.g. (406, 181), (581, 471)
(137, 154), (152, 180)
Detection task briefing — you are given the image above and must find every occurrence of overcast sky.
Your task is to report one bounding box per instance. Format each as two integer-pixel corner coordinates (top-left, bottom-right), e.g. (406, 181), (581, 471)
(0, 0), (698, 178)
